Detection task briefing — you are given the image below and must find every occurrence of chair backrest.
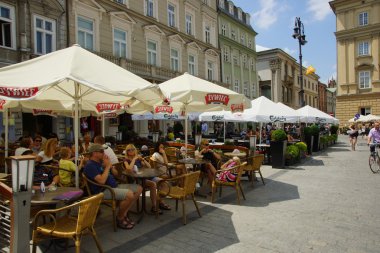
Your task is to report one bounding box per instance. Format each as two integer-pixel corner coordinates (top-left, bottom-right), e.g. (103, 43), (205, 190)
(81, 174), (93, 196)
(252, 155), (264, 170)
(165, 147), (179, 162)
(235, 162), (247, 184)
(76, 192), (104, 233)
(183, 171), (201, 195)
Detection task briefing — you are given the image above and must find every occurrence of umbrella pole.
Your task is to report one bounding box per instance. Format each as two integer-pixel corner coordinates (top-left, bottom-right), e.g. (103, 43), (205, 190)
(259, 122), (262, 144)
(102, 114), (105, 137)
(74, 85), (79, 188)
(4, 108), (8, 173)
(185, 111), (188, 155)
(223, 120), (226, 143)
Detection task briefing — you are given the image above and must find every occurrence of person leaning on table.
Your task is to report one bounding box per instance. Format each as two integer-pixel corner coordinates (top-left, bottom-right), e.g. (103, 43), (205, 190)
(83, 144), (142, 230)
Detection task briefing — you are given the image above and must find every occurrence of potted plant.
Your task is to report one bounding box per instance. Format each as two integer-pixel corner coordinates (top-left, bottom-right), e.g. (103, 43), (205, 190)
(270, 129), (287, 168)
(303, 126), (314, 155)
(310, 125), (320, 152)
(330, 125), (338, 135)
(285, 144), (300, 166)
(319, 135), (328, 150)
(295, 142), (307, 158)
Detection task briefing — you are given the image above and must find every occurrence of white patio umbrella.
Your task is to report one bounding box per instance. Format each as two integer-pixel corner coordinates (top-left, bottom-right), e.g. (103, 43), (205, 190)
(276, 102), (300, 123)
(0, 44), (160, 186)
(296, 105), (336, 124)
(151, 73), (251, 149)
(359, 114), (380, 122)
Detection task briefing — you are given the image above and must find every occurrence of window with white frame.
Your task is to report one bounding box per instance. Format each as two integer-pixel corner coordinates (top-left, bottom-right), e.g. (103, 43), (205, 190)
(77, 16), (94, 51)
(221, 24), (226, 36)
(205, 25), (210, 43)
(248, 39), (252, 48)
(360, 107), (371, 115)
(231, 29), (236, 40)
(114, 0), (127, 5)
(223, 46), (229, 62)
(0, 3), (15, 49)
(225, 75), (230, 84)
(168, 3), (175, 27)
(234, 79), (239, 93)
(113, 28), (127, 58)
(243, 81), (248, 96)
(233, 55), (239, 65)
(186, 13), (193, 35)
(242, 55), (247, 68)
(359, 71), (371, 89)
(170, 48), (179, 71)
(240, 34), (245, 45)
(147, 40), (157, 66)
(146, 0), (155, 17)
(358, 41), (369, 56)
(33, 15), (56, 55)
(251, 59), (255, 71)
(219, 0), (224, 9)
(229, 3), (234, 14)
(207, 61), (214, 81)
(251, 83), (256, 97)
(359, 12), (368, 26)
(188, 54), (196, 75)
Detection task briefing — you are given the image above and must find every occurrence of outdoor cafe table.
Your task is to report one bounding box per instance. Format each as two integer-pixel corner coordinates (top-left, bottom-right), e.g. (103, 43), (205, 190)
(256, 144), (271, 164)
(31, 187), (83, 205)
(124, 168), (164, 222)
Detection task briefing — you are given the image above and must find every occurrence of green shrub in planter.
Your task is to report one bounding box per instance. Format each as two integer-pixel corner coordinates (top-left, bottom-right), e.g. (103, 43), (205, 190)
(286, 145), (300, 159)
(304, 126), (312, 137)
(310, 125), (320, 136)
(320, 136), (328, 144)
(330, 125), (338, 135)
(331, 134), (338, 141)
(295, 142), (307, 152)
(271, 129), (287, 141)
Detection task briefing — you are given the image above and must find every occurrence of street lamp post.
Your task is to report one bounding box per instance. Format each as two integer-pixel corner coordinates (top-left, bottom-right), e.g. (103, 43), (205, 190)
(292, 17), (307, 107)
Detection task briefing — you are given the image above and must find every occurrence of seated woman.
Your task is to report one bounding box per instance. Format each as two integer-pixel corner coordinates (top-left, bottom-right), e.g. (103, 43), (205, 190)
(124, 144), (171, 213)
(15, 137), (34, 156)
(199, 139), (221, 184)
(36, 138), (58, 165)
(151, 142), (186, 176)
(217, 156), (241, 182)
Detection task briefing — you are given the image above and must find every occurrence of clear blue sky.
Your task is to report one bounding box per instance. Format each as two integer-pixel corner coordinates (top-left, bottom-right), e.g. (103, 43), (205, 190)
(232, 0), (336, 84)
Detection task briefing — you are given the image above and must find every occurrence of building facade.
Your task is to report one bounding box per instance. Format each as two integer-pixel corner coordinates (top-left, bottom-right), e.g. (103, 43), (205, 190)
(217, 0), (258, 99)
(330, 0), (380, 123)
(257, 48), (319, 109)
(318, 82), (327, 112)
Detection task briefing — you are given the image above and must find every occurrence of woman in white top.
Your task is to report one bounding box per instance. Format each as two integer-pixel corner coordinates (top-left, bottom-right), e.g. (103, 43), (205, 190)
(36, 138), (58, 164)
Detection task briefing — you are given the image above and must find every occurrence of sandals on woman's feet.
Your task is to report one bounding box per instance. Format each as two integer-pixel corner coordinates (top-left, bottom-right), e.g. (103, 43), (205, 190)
(159, 202), (171, 210)
(151, 207), (163, 215)
(125, 217), (135, 226)
(117, 218), (134, 229)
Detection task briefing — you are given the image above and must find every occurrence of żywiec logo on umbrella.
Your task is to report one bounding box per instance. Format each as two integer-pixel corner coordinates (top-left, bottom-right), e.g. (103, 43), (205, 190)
(155, 105), (173, 114)
(0, 87), (38, 98)
(270, 115), (286, 122)
(231, 103), (244, 113)
(32, 109), (57, 117)
(205, 93), (229, 105)
(96, 103), (121, 113)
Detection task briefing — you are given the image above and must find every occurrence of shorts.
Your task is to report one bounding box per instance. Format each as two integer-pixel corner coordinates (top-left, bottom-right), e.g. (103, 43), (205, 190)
(103, 184), (139, 201)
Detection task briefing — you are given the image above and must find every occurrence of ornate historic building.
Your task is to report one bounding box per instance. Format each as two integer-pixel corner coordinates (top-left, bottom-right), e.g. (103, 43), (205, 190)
(257, 48), (319, 109)
(217, 0), (258, 99)
(330, 0), (380, 123)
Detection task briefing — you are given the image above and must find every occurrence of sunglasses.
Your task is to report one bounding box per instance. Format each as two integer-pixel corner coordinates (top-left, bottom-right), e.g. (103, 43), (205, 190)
(127, 148), (136, 152)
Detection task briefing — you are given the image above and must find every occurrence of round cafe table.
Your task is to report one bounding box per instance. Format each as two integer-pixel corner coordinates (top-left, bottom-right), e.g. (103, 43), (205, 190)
(31, 187), (83, 205)
(178, 158), (209, 171)
(124, 168), (164, 222)
(224, 152), (247, 158)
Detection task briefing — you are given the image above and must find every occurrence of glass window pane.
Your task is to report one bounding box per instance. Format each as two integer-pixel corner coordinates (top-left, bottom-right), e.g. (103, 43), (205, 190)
(148, 41), (156, 50)
(78, 31), (85, 47)
(120, 43), (126, 57)
(114, 29), (126, 41)
(0, 7), (10, 19)
(45, 21), (52, 31)
(78, 17), (93, 31)
(36, 31), (42, 53)
(36, 18), (43, 28)
(86, 33), (93, 50)
(45, 34), (52, 53)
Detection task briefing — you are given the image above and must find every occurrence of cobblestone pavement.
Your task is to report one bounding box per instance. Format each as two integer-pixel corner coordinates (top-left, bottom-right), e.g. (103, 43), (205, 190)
(35, 135), (380, 253)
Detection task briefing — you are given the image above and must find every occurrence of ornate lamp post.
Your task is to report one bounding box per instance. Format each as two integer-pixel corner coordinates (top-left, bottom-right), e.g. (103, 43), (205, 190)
(292, 17), (307, 107)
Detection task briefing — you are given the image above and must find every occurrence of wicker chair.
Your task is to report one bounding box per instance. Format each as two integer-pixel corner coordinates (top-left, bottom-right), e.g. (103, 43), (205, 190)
(244, 155), (265, 186)
(211, 162), (247, 205)
(157, 171), (201, 225)
(32, 193), (104, 253)
(82, 174), (118, 232)
(164, 147), (179, 163)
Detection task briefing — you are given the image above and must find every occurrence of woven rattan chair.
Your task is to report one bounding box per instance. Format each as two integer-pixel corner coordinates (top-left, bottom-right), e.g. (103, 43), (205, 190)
(157, 171), (201, 225)
(211, 162), (247, 205)
(82, 174), (118, 232)
(244, 155), (265, 186)
(32, 193), (104, 253)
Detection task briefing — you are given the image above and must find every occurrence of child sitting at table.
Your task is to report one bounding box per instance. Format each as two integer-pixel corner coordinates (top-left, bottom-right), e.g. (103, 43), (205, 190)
(217, 156), (241, 182)
(59, 147), (85, 187)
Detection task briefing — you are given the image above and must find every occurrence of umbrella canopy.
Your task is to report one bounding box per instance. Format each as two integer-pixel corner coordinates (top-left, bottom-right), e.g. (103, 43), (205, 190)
(131, 112), (200, 121)
(151, 73), (251, 149)
(359, 114), (380, 122)
(276, 102), (300, 123)
(199, 110), (247, 122)
(242, 96), (298, 123)
(296, 105), (336, 124)
(0, 45), (160, 185)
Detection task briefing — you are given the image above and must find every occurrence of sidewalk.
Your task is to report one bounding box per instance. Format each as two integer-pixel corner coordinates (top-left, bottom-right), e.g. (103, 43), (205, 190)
(36, 135), (380, 252)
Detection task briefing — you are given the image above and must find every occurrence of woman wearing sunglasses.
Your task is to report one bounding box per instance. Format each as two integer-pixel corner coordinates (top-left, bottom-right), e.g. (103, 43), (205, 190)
(124, 144), (171, 214)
